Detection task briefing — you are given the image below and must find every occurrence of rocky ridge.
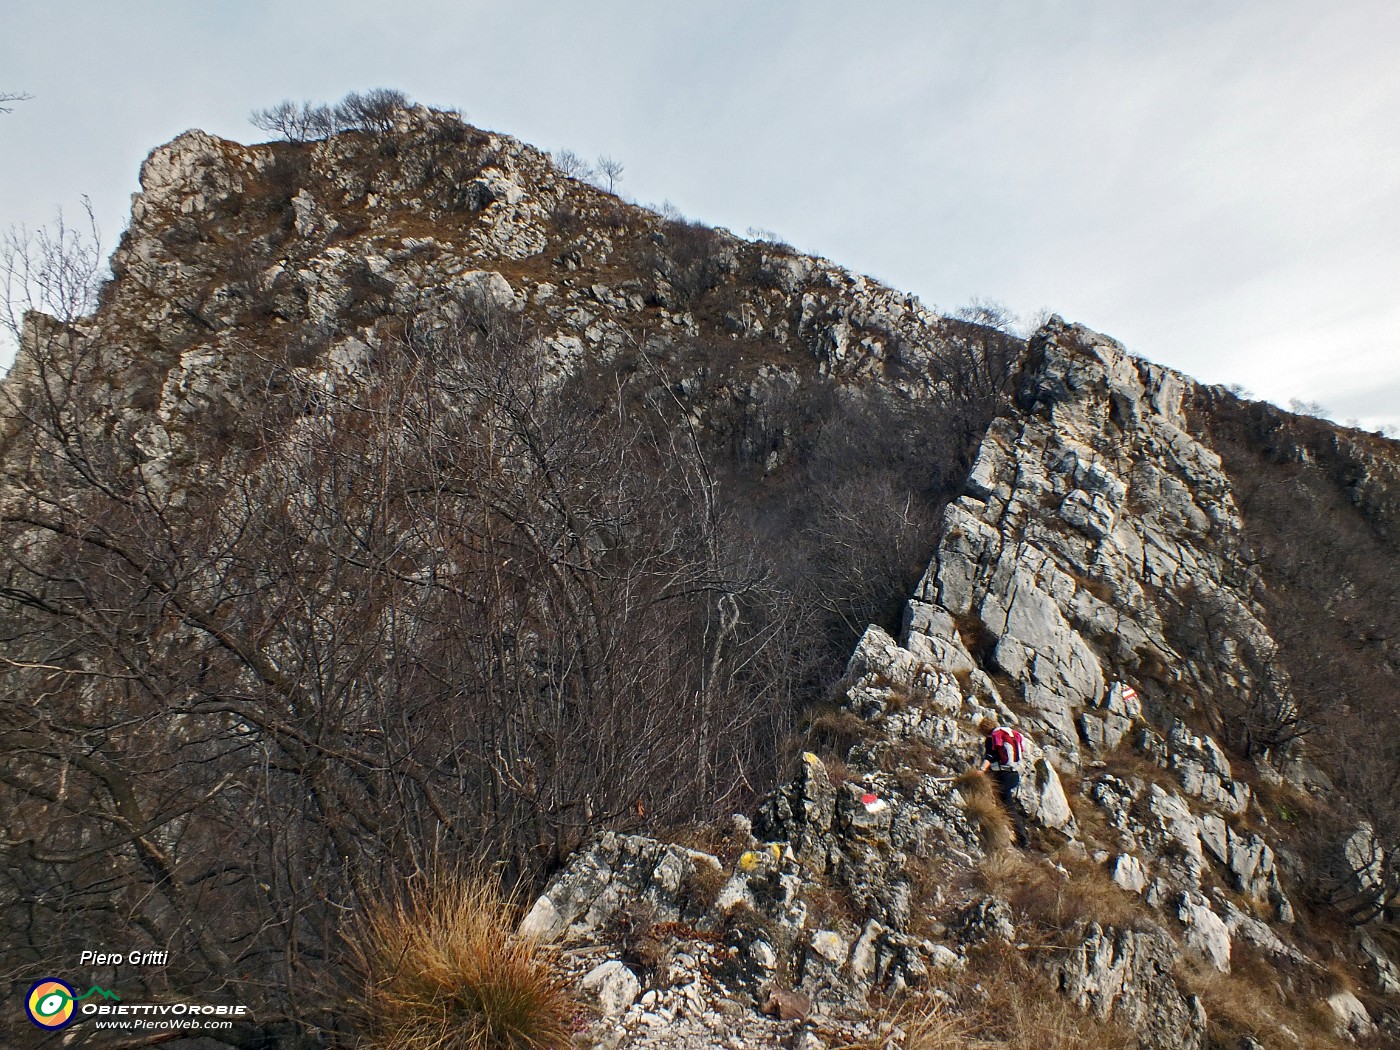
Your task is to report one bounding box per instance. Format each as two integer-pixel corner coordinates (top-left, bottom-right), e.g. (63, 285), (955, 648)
(520, 322), (1398, 1048)
(6, 105), (976, 495)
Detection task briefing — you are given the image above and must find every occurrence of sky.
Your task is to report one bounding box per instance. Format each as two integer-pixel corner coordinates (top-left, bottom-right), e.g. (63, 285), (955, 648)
(3, 0), (1398, 432)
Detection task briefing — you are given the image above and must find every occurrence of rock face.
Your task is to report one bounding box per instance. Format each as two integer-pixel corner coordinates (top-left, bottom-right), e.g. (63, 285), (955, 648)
(582, 960), (642, 1017)
(518, 832), (725, 943)
(517, 319), (1395, 1048)
(18, 108), (981, 508)
(1054, 924), (1207, 1050)
(913, 320), (1287, 770)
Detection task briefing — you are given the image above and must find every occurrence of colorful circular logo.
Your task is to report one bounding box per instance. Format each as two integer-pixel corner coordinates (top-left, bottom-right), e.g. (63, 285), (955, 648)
(26, 979), (77, 1029)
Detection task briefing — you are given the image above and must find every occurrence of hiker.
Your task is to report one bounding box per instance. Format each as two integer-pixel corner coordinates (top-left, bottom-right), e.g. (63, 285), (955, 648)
(976, 717), (1028, 845)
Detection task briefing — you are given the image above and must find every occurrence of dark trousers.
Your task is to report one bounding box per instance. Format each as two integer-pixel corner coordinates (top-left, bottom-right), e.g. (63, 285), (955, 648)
(991, 767), (1028, 846)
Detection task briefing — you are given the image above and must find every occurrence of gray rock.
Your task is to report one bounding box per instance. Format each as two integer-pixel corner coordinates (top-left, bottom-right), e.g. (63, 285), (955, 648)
(950, 897), (1015, 945)
(582, 960), (641, 1017)
(1166, 720), (1249, 814)
(1089, 774), (1139, 833)
(1015, 756), (1076, 834)
(902, 601), (977, 678)
(1198, 813), (1229, 867)
(1145, 785), (1206, 882)
(1059, 487), (1117, 540)
(1216, 899), (1304, 962)
(1053, 923), (1206, 1050)
(754, 753), (836, 870)
(1341, 822), (1387, 909)
(518, 832), (724, 943)
(1327, 989), (1375, 1039)
(1111, 854), (1148, 894)
(798, 929), (852, 997)
(1360, 933), (1400, 997)
(1080, 710), (1134, 753)
(848, 920), (885, 990)
(1178, 892), (1231, 972)
(713, 844), (807, 940)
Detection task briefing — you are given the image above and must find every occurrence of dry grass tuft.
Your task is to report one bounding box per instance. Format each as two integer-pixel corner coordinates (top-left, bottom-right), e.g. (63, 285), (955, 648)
(900, 997), (982, 1050)
(833, 950), (1137, 1050)
(806, 705), (875, 756)
(827, 995), (980, 1050)
(954, 945), (1134, 1050)
(1184, 944), (1356, 1050)
(350, 873), (578, 1050)
(977, 851), (1150, 935)
(957, 773), (1015, 853)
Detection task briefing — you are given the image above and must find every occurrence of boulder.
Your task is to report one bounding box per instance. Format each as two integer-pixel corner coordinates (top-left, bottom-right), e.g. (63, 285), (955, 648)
(1360, 933), (1400, 997)
(1339, 822), (1387, 915)
(902, 601), (977, 678)
(949, 897), (1015, 945)
(1327, 989), (1375, 1039)
(518, 832), (723, 943)
(1178, 892), (1230, 972)
(1144, 785), (1206, 882)
(1015, 756), (1076, 834)
(581, 960), (641, 1017)
(1111, 854), (1148, 894)
(1165, 721), (1249, 814)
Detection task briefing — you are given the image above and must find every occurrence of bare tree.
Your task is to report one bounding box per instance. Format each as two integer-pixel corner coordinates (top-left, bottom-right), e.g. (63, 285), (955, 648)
(596, 154), (625, 194)
(249, 99), (338, 142)
(552, 149), (594, 181)
(2, 200), (103, 350)
(0, 91), (32, 114)
(334, 88), (411, 133)
(1288, 397), (1329, 419)
(953, 296), (1018, 333)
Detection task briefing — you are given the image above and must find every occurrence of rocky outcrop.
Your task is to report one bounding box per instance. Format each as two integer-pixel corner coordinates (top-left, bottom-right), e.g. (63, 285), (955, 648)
(22, 108), (993, 512)
(516, 319), (1395, 1047)
(518, 833), (725, 944)
(1054, 923), (1207, 1050)
(910, 319), (1288, 773)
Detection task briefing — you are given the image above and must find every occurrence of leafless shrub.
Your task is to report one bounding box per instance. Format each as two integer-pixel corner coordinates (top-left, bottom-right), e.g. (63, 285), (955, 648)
(654, 216), (730, 306)
(1288, 397), (1330, 419)
(745, 227), (789, 247)
(2, 200), (102, 342)
(0, 90), (33, 114)
(551, 148), (594, 181)
(805, 705), (875, 757)
(249, 98), (338, 141)
(1203, 390), (1400, 927)
(595, 154), (625, 194)
(335, 88), (412, 133)
(953, 296), (1018, 333)
(0, 221), (805, 1043)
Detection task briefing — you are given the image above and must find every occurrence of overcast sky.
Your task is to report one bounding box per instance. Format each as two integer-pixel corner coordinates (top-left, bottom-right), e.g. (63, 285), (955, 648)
(3, 1), (1397, 432)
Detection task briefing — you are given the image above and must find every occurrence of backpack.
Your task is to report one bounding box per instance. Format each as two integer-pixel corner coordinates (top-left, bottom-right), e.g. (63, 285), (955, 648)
(987, 727), (1024, 767)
